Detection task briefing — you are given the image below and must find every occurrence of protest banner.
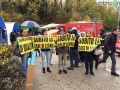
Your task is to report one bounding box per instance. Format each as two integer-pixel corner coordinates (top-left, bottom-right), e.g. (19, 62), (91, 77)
(18, 34), (75, 54)
(57, 34), (75, 47)
(17, 36), (34, 55)
(33, 35), (54, 49)
(78, 37), (101, 52)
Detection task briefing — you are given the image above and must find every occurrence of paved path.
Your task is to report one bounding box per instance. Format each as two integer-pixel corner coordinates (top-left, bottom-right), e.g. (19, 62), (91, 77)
(31, 53), (120, 90)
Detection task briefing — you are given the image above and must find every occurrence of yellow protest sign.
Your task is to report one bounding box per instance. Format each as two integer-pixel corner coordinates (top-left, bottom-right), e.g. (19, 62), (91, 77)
(17, 36), (34, 55)
(78, 37), (101, 52)
(33, 35), (54, 49)
(17, 34), (75, 54)
(57, 34), (75, 47)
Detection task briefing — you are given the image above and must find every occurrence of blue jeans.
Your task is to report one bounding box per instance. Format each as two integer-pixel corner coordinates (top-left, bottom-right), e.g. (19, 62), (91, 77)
(98, 52), (116, 72)
(21, 54), (28, 75)
(41, 51), (51, 68)
(70, 49), (78, 67)
(50, 50), (52, 64)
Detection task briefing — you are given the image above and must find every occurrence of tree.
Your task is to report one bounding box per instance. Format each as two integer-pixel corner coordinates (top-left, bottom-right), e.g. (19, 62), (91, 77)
(38, 0), (48, 23)
(27, 0), (39, 20)
(69, 12), (82, 21)
(83, 15), (91, 22)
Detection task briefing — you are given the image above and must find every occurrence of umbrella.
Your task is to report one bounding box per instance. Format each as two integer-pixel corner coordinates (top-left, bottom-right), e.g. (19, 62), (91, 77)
(21, 20), (40, 28)
(47, 29), (59, 35)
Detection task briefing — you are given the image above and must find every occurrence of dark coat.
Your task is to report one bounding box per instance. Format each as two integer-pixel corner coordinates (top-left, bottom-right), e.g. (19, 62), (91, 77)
(104, 33), (117, 53)
(100, 29), (106, 46)
(83, 51), (94, 57)
(100, 33), (106, 46)
(10, 32), (17, 44)
(70, 30), (80, 50)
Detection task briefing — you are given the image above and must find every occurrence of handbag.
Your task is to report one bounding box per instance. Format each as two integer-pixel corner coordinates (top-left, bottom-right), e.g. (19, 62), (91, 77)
(13, 47), (21, 57)
(94, 48), (104, 55)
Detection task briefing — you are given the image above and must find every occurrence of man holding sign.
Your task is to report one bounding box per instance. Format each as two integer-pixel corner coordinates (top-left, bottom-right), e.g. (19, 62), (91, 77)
(67, 27), (80, 70)
(56, 28), (69, 74)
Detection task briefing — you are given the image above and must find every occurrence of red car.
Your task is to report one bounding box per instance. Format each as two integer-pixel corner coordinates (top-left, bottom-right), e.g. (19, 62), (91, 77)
(115, 33), (120, 55)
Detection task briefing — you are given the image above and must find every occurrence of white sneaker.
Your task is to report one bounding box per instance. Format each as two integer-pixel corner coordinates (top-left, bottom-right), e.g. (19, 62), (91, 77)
(79, 63), (81, 67)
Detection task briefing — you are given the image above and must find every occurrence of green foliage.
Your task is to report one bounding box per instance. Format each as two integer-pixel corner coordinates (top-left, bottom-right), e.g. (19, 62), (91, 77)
(1, 0), (119, 31)
(0, 44), (21, 90)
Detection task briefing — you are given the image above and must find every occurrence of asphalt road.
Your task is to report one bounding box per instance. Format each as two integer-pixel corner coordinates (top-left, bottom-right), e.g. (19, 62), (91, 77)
(31, 53), (120, 90)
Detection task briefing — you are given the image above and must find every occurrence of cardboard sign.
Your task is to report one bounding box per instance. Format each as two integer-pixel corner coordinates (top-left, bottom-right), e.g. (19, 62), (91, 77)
(18, 37), (34, 55)
(26, 51), (36, 90)
(57, 34), (75, 47)
(34, 35), (54, 49)
(78, 37), (101, 52)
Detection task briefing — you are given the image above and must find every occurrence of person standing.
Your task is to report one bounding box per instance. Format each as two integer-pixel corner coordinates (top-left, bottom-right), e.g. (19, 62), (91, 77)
(67, 27), (80, 70)
(56, 28), (68, 74)
(10, 32), (17, 45)
(96, 28), (119, 76)
(83, 31), (95, 76)
(15, 29), (29, 77)
(99, 28), (106, 46)
(79, 32), (86, 62)
(99, 29), (107, 68)
(27, 28), (33, 36)
(34, 31), (41, 57)
(41, 29), (52, 74)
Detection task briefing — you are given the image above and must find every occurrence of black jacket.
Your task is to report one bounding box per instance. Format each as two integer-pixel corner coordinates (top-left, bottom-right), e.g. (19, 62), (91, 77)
(104, 33), (117, 53)
(70, 30), (79, 50)
(100, 29), (106, 46)
(100, 33), (106, 46)
(83, 51), (94, 57)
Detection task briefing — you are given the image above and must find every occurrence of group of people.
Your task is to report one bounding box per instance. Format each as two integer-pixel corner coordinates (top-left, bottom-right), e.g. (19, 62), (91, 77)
(10, 27), (120, 78)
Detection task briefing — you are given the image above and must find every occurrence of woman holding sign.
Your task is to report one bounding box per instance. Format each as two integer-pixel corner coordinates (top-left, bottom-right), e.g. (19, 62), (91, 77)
(56, 28), (69, 74)
(15, 29), (29, 77)
(41, 29), (52, 74)
(83, 31), (95, 76)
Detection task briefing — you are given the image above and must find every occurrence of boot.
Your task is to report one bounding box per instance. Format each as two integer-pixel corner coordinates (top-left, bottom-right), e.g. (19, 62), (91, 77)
(73, 64), (79, 68)
(95, 65), (98, 69)
(42, 68), (45, 73)
(90, 71), (95, 76)
(67, 66), (74, 70)
(85, 71), (89, 75)
(47, 67), (52, 73)
(58, 70), (62, 74)
(63, 70), (68, 74)
(111, 72), (119, 76)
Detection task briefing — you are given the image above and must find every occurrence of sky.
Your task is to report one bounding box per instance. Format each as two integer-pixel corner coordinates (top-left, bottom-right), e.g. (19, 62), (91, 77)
(58, 0), (65, 2)
(96, 0), (120, 2)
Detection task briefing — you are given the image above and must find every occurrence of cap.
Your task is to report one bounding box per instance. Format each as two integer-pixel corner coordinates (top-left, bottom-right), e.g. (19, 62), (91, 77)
(72, 27), (77, 30)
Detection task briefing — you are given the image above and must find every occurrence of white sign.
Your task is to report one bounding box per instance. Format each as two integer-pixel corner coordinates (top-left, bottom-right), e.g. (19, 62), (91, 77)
(96, 0), (120, 5)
